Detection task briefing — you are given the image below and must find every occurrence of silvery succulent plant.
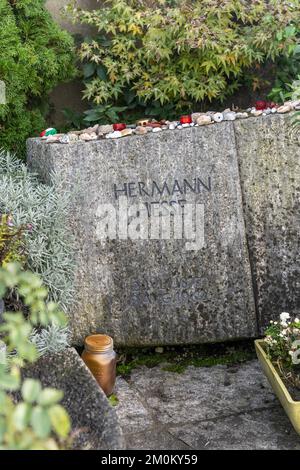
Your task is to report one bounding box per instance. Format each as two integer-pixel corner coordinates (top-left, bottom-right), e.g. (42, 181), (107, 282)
(0, 150), (75, 311)
(30, 324), (70, 357)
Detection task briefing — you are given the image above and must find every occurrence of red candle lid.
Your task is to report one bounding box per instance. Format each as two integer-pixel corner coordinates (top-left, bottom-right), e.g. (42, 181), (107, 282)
(180, 115), (192, 124)
(113, 123), (126, 131)
(255, 100), (267, 110)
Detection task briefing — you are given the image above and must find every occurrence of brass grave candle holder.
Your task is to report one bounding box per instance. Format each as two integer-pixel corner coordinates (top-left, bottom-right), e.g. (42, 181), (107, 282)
(82, 334), (116, 396)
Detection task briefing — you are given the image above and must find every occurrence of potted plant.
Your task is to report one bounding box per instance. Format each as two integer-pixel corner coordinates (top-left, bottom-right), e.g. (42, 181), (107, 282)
(255, 312), (300, 434)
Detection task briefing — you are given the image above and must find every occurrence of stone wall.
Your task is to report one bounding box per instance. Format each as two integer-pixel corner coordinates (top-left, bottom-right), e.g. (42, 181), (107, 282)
(26, 113), (300, 346)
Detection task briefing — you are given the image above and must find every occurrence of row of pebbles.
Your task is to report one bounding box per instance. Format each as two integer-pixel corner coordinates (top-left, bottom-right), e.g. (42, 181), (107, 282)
(42, 100), (300, 144)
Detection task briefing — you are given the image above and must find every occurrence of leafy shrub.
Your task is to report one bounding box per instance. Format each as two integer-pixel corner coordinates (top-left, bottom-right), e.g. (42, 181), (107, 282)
(0, 151), (75, 311)
(0, 0), (76, 155)
(0, 263), (70, 450)
(69, 0), (300, 121)
(268, 44), (300, 103)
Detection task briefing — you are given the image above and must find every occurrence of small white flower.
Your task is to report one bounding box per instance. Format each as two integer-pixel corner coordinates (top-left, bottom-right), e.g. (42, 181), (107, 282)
(294, 318), (300, 323)
(280, 312), (290, 327)
(280, 312), (290, 322)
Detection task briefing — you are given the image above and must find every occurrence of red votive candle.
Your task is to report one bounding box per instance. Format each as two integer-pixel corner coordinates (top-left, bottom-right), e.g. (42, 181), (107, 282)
(113, 123), (126, 131)
(180, 115), (192, 124)
(255, 100), (267, 111)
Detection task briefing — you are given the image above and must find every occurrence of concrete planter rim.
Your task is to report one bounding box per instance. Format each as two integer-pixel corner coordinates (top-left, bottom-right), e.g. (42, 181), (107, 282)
(255, 339), (300, 435)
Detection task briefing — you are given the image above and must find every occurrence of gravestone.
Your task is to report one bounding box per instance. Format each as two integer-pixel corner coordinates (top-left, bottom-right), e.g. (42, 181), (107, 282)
(27, 123), (257, 345)
(234, 114), (300, 332)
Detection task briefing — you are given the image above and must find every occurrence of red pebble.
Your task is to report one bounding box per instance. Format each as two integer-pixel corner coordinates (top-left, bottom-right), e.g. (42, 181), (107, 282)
(113, 123), (126, 131)
(255, 100), (267, 110)
(180, 115), (192, 124)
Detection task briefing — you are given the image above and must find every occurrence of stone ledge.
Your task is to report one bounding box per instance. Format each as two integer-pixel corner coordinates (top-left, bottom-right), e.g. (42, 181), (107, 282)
(23, 348), (125, 450)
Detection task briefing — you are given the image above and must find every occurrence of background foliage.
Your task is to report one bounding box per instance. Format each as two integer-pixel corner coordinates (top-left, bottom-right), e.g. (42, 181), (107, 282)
(0, 0), (76, 155)
(0, 151), (75, 312)
(0, 263), (70, 449)
(0, 214), (27, 266)
(268, 44), (300, 103)
(69, 0), (300, 123)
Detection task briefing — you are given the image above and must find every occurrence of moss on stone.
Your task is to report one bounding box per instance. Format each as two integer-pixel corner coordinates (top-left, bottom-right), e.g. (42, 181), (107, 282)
(116, 340), (256, 377)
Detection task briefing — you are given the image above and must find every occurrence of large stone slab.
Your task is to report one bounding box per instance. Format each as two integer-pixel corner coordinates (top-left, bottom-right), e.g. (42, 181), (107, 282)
(115, 360), (300, 450)
(27, 123), (256, 345)
(234, 114), (300, 331)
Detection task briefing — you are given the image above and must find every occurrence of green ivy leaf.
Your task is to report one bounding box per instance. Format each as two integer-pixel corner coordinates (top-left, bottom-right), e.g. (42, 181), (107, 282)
(13, 403), (31, 431)
(83, 63), (96, 78)
(0, 417), (5, 442)
(22, 379), (41, 403)
(38, 388), (64, 407)
(97, 65), (108, 81)
(49, 404), (71, 439)
(0, 370), (20, 391)
(30, 406), (51, 439)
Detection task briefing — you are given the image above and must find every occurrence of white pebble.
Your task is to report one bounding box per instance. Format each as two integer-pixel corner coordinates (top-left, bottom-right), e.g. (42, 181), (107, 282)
(106, 131), (122, 139)
(212, 112), (224, 123)
(236, 112), (248, 119)
(223, 112), (236, 121)
(59, 134), (70, 144)
(277, 104), (292, 114)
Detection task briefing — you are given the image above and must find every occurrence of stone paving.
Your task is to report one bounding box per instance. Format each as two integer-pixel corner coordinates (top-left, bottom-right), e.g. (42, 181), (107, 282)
(114, 360), (300, 450)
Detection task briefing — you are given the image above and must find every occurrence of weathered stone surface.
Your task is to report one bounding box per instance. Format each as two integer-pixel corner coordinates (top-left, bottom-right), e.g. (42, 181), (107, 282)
(114, 378), (153, 434)
(169, 408), (300, 450)
(123, 361), (277, 425)
(114, 360), (300, 450)
(24, 348), (125, 450)
(234, 114), (300, 331)
(27, 123), (256, 346)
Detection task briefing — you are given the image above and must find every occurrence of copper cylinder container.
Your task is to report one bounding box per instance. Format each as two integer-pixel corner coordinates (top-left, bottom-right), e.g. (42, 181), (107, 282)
(81, 334), (116, 396)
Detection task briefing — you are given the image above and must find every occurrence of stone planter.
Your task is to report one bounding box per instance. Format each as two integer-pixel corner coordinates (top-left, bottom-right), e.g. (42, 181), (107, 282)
(255, 339), (300, 435)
